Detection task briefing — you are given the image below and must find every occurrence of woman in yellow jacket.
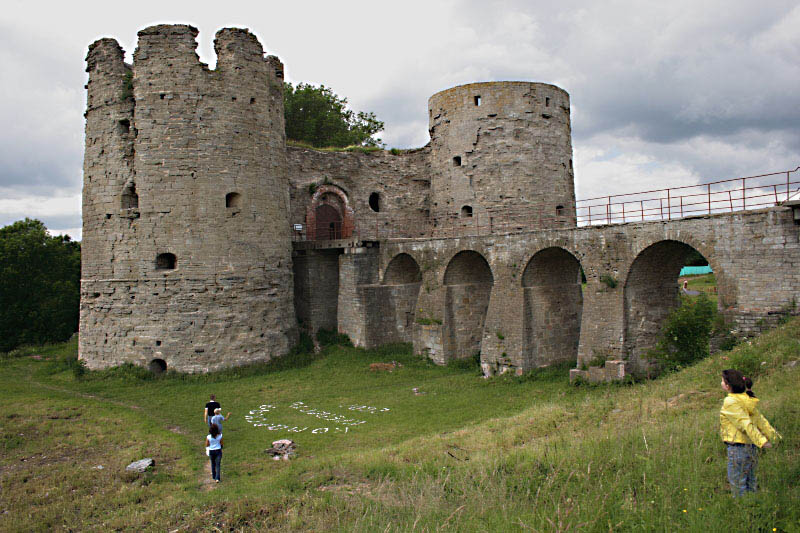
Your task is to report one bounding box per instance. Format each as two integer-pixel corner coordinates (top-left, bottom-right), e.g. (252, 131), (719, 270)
(720, 369), (780, 496)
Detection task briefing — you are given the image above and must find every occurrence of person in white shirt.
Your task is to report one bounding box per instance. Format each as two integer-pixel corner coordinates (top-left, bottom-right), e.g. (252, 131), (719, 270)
(205, 423), (223, 482)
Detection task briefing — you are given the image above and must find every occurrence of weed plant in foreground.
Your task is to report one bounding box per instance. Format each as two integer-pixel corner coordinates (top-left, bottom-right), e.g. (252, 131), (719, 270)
(1, 320), (799, 531)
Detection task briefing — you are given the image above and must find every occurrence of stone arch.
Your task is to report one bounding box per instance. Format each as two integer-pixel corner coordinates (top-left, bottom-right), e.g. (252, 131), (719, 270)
(384, 253), (422, 284)
(521, 247), (583, 367)
(443, 250), (494, 360)
(148, 358), (167, 374)
(382, 253), (423, 339)
(622, 239), (715, 374)
(306, 184), (354, 240)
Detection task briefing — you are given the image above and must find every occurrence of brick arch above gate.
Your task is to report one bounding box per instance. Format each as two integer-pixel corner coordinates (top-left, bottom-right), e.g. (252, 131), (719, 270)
(306, 184), (355, 240)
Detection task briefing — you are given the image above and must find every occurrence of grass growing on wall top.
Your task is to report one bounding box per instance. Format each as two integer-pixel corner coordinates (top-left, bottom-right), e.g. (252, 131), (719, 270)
(2, 319), (799, 531)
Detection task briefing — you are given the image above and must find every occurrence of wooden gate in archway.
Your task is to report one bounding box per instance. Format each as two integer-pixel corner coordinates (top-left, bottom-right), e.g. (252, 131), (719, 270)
(314, 204), (343, 240)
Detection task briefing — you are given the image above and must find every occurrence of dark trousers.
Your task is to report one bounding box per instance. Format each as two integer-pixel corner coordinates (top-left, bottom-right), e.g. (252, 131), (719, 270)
(209, 449), (222, 481)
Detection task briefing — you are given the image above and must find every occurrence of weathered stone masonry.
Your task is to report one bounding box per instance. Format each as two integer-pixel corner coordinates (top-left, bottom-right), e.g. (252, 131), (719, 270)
(81, 26), (296, 372)
(81, 25), (800, 375)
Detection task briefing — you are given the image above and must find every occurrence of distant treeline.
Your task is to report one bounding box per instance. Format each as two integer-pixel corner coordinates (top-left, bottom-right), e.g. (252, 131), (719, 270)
(0, 219), (80, 352)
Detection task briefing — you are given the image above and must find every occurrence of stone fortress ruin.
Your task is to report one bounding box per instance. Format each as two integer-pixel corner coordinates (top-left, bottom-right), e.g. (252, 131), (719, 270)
(81, 24), (800, 375)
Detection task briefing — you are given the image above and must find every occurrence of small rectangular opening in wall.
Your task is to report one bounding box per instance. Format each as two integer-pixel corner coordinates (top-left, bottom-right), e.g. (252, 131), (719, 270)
(474, 95), (481, 106)
(453, 156), (462, 166)
(545, 97), (550, 107)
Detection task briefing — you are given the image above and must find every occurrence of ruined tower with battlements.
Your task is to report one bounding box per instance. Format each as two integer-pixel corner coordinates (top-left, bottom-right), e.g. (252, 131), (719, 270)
(81, 25), (296, 372)
(81, 24), (800, 376)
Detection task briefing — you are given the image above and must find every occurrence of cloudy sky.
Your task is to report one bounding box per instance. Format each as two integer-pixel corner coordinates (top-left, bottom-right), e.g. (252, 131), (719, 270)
(2, 0), (799, 240)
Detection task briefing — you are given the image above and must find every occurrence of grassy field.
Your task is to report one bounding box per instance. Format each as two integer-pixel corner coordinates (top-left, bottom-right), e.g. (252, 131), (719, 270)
(1, 317), (798, 532)
(681, 273), (718, 305)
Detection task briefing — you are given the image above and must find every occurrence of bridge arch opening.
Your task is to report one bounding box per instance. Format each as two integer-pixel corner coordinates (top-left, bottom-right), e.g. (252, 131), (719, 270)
(623, 240), (716, 374)
(383, 253), (423, 339)
(521, 247), (583, 367)
(443, 251), (494, 360)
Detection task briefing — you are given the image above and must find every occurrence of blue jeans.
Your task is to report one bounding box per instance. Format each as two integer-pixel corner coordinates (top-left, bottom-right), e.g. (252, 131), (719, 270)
(209, 449), (222, 481)
(727, 443), (757, 496)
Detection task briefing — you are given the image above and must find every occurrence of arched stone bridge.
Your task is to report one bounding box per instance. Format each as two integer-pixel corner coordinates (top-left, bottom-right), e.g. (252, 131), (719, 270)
(328, 206), (799, 375)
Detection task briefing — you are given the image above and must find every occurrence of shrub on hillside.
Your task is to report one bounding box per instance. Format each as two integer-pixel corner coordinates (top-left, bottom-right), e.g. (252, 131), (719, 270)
(647, 294), (717, 372)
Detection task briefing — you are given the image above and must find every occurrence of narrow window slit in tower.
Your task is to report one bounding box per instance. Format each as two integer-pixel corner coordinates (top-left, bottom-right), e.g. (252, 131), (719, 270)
(453, 156), (462, 167)
(155, 253), (177, 270)
(546, 97), (550, 107)
(474, 95), (481, 106)
(118, 119), (130, 134)
(122, 182), (138, 209)
(250, 97), (256, 104)
(556, 205), (564, 216)
(226, 192), (241, 209)
(461, 205), (473, 218)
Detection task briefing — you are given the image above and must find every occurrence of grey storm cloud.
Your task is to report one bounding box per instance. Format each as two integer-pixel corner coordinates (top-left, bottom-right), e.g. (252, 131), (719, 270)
(0, 22), (84, 193)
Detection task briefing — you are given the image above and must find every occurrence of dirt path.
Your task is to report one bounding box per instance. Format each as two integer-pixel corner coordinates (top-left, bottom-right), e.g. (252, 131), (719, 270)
(27, 373), (216, 490)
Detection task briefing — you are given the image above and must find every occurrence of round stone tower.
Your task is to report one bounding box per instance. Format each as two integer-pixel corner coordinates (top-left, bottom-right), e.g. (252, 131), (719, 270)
(427, 81), (576, 232)
(80, 25), (296, 372)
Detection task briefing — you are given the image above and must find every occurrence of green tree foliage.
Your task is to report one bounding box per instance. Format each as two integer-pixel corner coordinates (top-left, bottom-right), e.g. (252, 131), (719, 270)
(284, 83), (384, 148)
(684, 248), (708, 266)
(647, 294), (717, 371)
(0, 219), (81, 352)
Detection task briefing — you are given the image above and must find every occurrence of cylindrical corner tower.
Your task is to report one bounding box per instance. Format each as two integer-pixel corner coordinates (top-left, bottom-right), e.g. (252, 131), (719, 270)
(427, 82), (576, 232)
(80, 25), (296, 372)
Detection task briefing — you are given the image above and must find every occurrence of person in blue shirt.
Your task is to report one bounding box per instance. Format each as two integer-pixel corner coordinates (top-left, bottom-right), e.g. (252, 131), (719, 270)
(210, 408), (231, 434)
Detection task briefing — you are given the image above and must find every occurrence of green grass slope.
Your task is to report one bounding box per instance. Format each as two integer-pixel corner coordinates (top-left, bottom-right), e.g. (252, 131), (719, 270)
(1, 321), (798, 532)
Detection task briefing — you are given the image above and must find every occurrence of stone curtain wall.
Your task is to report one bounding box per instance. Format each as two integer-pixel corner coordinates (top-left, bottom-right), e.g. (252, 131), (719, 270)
(80, 26), (296, 372)
(374, 207), (800, 374)
(287, 147), (430, 240)
(292, 250), (341, 333)
(427, 82), (576, 232)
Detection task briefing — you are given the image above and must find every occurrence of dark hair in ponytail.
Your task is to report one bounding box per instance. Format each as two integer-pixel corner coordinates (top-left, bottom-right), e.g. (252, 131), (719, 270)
(210, 423), (220, 438)
(722, 369), (746, 393)
(743, 375), (756, 397)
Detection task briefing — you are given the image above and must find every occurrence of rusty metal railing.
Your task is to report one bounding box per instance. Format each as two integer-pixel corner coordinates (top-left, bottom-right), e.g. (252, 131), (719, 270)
(575, 167), (800, 226)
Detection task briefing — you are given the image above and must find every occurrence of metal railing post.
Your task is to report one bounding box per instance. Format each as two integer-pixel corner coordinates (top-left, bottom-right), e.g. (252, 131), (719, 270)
(707, 184), (711, 215)
(742, 178), (746, 210)
(667, 188), (671, 220)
